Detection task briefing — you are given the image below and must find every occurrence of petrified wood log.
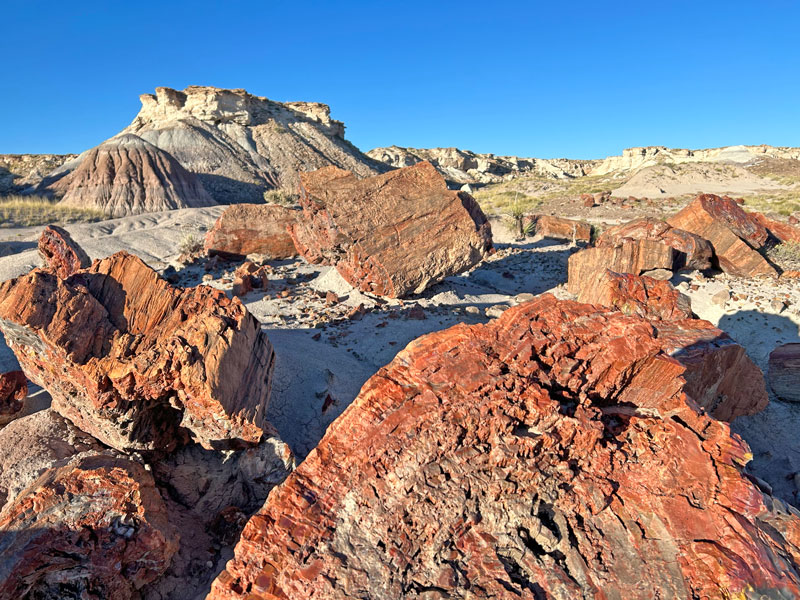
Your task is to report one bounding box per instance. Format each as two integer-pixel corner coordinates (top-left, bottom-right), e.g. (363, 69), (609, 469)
(529, 215), (591, 242)
(668, 194), (777, 277)
(289, 161), (493, 297)
(749, 211), (800, 244)
(577, 269), (693, 320)
(595, 217), (713, 271)
(37, 224), (91, 278)
(0, 451), (179, 600)
(0, 251), (275, 453)
(204, 204), (301, 259)
(566, 239), (674, 294)
(209, 295), (782, 600)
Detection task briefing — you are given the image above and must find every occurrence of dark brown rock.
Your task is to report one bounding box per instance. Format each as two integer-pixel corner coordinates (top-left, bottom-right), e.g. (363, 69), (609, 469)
(204, 204), (301, 259)
(0, 251), (275, 453)
(37, 225), (91, 278)
(668, 194), (777, 277)
(596, 217), (713, 271)
(577, 269), (693, 320)
(289, 162), (493, 297)
(0, 371), (27, 427)
(209, 295), (789, 600)
(768, 343), (800, 402)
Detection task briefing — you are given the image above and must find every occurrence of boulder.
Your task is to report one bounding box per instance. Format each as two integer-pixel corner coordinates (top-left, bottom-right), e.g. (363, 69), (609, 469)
(577, 269), (693, 320)
(567, 239), (674, 294)
(0, 251), (275, 453)
(209, 295), (790, 600)
(0, 451), (179, 600)
(0, 370), (27, 427)
(596, 217), (713, 271)
(289, 162), (493, 297)
(204, 204), (301, 259)
(668, 194), (777, 277)
(529, 214), (591, 242)
(37, 225), (91, 278)
(52, 134), (216, 217)
(768, 343), (800, 402)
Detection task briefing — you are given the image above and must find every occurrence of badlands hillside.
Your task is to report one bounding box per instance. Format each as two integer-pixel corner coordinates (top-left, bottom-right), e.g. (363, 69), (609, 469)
(1, 87), (800, 599)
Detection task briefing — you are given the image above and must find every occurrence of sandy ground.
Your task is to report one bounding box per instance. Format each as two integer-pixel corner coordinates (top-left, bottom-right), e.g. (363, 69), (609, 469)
(1, 208), (799, 506)
(612, 162), (791, 199)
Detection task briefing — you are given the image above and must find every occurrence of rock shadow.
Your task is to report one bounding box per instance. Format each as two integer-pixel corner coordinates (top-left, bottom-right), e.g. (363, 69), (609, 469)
(719, 308), (800, 506)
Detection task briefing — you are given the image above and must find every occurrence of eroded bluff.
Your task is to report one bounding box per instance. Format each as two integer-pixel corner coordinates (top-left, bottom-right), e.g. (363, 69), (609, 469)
(209, 294), (795, 600)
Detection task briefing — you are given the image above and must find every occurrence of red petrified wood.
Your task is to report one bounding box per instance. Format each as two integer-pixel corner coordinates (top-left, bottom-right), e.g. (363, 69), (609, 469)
(0, 452), (179, 600)
(529, 215), (591, 242)
(668, 194), (777, 277)
(0, 251), (275, 453)
(289, 161), (493, 297)
(204, 204), (301, 259)
(0, 371), (27, 427)
(595, 217), (713, 271)
(566, 238), (674, 294)
(208, 295), (782, 600)
(577, 269), (693, 320)
(37, 224), (91, 278)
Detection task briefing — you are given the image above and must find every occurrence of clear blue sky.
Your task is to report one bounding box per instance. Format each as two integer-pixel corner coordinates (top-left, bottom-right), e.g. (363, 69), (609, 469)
(1, 0), (798, 159)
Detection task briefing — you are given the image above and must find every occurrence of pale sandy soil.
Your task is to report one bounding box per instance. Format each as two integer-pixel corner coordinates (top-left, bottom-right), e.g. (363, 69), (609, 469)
(1, 209), (799, 505)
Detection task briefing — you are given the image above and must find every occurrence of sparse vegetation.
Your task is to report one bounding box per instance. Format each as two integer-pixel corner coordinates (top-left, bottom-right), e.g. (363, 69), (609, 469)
(0, 195), (104, 227)
(263, 189), (299, 206)
(741, 192), (800, 217)
(178, 232), (204, 256)
(767, 241), (800, 271)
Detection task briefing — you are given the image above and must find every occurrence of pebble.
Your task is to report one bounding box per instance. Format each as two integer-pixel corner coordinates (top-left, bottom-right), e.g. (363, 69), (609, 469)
(711, 289), (730, 306)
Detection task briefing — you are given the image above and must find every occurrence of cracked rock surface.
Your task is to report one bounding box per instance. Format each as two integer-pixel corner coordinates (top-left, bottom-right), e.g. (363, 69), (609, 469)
(209, 294), (795, 600)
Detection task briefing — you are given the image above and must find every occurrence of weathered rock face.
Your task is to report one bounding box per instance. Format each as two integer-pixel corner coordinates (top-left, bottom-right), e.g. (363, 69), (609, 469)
(209, 295), (788, 600)
(0, 370), (27, 427)
(530, 215), (591, 242)
(768, 343), (800, 402)
(0, 251), (275, 453)
(0, 451), (179, 600)
(0, 409), (103, 513)
(566, 239), (674, 294)
(50, 134), (215, 217)
(115, 86), (386, 202)
(204, 204), (300, 259)
(596, 217), (713, 271)
(366, 145), (594, 184)
(0, 153), (77, 194)
(577, 269), (693, 320)
(668, 194), (778, 277)
(38, 224), (91, 278)
(289, 162), (493, 298)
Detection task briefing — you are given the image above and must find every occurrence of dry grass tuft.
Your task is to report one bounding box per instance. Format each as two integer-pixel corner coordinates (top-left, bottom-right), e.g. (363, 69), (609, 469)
(0, 195), (104, 227)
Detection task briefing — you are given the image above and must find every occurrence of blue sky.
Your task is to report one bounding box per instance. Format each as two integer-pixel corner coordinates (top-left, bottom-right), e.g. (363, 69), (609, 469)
(1, 1), (798, 158)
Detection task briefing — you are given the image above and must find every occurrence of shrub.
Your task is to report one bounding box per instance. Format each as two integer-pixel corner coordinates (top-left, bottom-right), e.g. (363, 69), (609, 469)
(263, 189), (299, 206)
(178, 232), (204, 256)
